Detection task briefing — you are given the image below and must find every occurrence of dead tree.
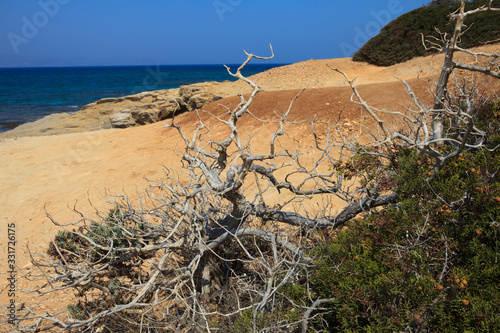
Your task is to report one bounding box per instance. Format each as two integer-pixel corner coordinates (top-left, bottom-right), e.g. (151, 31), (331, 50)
(4, 47), (396, 333)
(330, 0), (499, 180)
(423, 0), (500, 141)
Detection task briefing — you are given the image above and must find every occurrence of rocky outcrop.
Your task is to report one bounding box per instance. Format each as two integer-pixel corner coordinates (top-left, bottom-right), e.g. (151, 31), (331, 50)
(110, 98), (182, 128)
(109, 84), (217, 128)
(0, 83), (220, 138)
(179, 85), (216, 111)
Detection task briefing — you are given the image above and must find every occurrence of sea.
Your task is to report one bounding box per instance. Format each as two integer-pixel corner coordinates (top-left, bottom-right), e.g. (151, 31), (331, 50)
(0, 63), (286, 132)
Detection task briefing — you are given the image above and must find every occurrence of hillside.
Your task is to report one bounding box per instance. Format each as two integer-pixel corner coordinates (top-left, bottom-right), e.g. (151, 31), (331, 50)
(353, 0), (500, 66)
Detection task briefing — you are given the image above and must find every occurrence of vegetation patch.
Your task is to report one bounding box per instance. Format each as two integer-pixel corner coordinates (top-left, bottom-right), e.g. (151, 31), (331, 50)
(281, 102), (500, 331)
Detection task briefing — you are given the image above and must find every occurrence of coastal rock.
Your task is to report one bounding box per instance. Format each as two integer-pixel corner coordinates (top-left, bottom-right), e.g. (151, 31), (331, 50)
(158, 97), (186, 119)
(108, 85), (215, 129)
(131, 103), (160, 125)
(110, 110), (136, 128)
(179, 85), (214, 111)
(111, 105), (159, 128)
(187, 93), (212, 111)
(0, 83), (221, 137)
(110, 97), (188, 128)
(179, 85), (204, 99)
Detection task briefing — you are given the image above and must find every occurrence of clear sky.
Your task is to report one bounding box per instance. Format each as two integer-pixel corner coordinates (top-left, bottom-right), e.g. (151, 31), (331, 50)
(0, 0), (425, 68)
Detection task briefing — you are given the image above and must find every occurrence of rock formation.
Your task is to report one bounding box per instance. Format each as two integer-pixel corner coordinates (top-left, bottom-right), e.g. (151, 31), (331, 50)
(109, 84), (218, 128)
(1, 83), (220, 138)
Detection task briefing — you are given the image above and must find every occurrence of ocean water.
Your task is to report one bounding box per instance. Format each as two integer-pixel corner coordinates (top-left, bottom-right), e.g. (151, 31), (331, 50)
(0, 64), (285, 132)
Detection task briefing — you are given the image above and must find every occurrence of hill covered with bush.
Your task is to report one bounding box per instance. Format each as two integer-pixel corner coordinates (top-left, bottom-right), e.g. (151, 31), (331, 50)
(353, 0), (500, 66)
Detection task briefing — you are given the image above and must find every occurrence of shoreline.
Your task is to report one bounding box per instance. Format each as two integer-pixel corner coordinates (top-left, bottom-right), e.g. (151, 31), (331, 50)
(0, 63), (288, 136)
(0, 83), (219, 139)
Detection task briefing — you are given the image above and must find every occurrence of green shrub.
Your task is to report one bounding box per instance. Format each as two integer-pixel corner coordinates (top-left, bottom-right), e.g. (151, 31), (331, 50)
(46, 205), (154, 321)
(231, 310), (264, 333)
(283, 112), (500, 331)
(67, 304), (88, 321)
(47, 204), (149, 263)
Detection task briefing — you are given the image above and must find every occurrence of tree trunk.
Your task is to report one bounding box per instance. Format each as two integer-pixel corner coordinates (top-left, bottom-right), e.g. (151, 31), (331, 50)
(432, 0), (466, 142)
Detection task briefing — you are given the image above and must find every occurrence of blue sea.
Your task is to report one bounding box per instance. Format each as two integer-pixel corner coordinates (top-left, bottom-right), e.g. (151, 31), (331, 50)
(0, 64), (286, 132)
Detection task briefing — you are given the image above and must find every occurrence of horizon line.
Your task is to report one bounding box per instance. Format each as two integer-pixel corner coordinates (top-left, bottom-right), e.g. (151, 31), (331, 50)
(0, 62), (291, 70)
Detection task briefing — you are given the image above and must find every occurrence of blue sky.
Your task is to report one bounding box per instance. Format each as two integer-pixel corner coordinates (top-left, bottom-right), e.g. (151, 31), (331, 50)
(0, 0), (425, 67)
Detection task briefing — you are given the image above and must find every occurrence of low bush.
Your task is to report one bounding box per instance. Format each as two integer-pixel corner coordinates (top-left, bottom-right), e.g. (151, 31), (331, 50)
(283, 102), (500, 331)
